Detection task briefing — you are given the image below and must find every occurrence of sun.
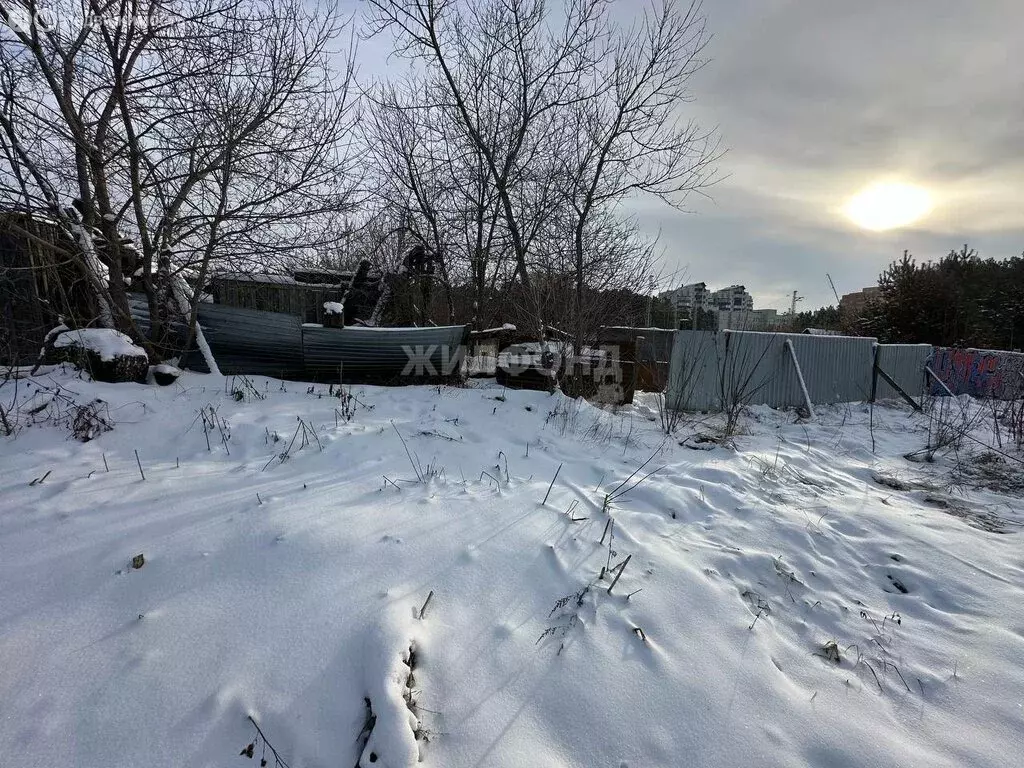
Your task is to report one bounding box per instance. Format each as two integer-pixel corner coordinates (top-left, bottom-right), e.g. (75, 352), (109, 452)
(844, 181), (933, 231)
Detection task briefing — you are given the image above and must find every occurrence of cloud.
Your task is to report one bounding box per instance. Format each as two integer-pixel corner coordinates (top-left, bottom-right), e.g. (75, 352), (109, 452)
(347, 0), (1021, 310)
(639, 0), (1024, 308)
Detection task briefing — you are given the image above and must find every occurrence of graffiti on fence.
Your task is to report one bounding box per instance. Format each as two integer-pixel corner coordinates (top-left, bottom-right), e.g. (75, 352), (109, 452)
(930, 347), (1024, 398)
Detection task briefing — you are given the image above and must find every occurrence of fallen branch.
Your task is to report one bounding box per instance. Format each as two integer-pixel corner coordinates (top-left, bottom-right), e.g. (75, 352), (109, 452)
(607, 554), (632, 594)
(418, 590), (434, 620)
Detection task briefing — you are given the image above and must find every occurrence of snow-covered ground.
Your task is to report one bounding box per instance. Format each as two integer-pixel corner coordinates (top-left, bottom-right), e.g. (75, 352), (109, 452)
(1, 369), (1023, 767)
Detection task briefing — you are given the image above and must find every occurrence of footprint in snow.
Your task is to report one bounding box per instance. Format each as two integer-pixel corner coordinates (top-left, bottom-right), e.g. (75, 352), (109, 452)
(885, 574), (909, 594)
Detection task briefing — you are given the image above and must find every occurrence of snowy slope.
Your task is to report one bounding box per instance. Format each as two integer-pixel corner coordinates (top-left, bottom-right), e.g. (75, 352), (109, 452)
(1, 370), (1022, 767)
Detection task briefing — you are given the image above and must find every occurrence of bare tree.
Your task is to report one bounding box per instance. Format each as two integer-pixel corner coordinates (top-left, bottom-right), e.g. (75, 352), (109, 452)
(366, 81), (458, 324)
(366, 0), (717, 357)
(366, 76), (517, 328)
(366, 0), (607, 338)
(555, 0), (720, 357)
(0, 0), (359, 360)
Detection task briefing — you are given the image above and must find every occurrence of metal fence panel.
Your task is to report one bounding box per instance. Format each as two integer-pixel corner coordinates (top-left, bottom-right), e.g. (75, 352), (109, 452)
(875, 344), (931, 401)
(786, 333), (876, 405)
(666, 330), (722, 411)
(930, 347), (1024, 399)
(128, 295), (209, 374)
(128, 294), (189, 339)
(721, 331), (785, 406)
(669, 330), (883, 411)
(130, 297), (468, 382)
(129, 297), (305, 377)
(195, 303), (305, 378)
(302, 324), (468, 382)
(723, 332), (875, 408)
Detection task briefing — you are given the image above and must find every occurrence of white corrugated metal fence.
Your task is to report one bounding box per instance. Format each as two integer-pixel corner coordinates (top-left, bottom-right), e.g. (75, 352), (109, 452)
(667, 330), (930, 412)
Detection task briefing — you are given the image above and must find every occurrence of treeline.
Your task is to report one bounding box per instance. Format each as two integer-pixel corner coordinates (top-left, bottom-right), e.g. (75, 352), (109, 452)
(854, 246), (1024, 350)
(793, 305), (840, 331)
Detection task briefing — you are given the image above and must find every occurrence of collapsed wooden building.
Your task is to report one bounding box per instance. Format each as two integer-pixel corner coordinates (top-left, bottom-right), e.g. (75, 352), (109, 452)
(0, 211), (99, 366)
(127, 262), (468, 383)
(2, 211), (634, 398)
(207, 261), (384, 327)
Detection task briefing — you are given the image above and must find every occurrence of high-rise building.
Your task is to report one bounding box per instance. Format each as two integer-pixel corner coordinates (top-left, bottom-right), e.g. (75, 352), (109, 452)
(660, 282), (708, 313)
(839, 286), (882, 321)
(709, 285), (753, 312)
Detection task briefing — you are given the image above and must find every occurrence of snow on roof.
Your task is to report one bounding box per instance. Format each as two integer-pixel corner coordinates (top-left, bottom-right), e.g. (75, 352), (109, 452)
(477, 323), (518, 334)
(802, 327), (843, 336)
(54, 328), (146, 361)
(212, 271), (355, 287)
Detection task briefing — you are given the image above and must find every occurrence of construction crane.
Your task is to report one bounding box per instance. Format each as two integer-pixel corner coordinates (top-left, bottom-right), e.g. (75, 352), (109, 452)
(826, 273), (841, 305)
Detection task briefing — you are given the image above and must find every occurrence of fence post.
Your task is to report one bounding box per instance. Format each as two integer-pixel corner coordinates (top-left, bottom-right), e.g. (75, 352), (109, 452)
(634, 335), (644, 397)
(925, 366), (956, 398)
(875, 363), (924, 411)
(869, 343), (880, 403)
(784, 339), (815, 419)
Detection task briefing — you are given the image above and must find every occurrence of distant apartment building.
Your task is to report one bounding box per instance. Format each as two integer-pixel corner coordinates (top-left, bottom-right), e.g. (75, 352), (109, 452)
(839, 286), (882, 320)
(660, 282), (708, 313)
(709, 284), (754, 312)
(659, 281), (774, 329)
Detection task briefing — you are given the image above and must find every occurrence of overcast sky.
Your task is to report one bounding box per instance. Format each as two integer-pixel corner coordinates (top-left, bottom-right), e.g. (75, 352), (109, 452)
(626, 0), (1024, 310)
(352, 0), (1024, 311)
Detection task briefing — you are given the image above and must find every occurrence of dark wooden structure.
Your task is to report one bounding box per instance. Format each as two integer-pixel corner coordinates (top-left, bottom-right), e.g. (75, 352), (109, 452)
(208, 261), (381, 327)
(597, 326), (676, 393)
(1, 211), (97, 366)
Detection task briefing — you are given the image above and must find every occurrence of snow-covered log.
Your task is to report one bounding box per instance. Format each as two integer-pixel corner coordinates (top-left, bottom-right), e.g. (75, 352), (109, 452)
(53, 328), (148, 382)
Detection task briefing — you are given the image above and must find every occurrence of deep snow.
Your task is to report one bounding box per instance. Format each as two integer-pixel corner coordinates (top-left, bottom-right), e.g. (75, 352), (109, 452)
(1, 369), (1022, 767)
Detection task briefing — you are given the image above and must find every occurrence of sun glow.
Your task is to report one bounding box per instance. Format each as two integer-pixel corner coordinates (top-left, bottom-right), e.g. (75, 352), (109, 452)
(844, 181), (933, 231)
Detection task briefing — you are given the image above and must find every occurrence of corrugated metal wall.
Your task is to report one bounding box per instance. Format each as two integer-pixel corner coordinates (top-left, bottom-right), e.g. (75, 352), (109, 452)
(930, 347), (1024, 399)
(874, 344), (931, 401)
(130, 298), (467, 382)
(303, 325), (468, 382)
(195, 304), (306, 378)
(127, 295), (205, 370)
(780, 333), (876, 405)
(668, 330), (924, 411)
(665, 330), (723, 411)
(723, 331), (875, 407)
